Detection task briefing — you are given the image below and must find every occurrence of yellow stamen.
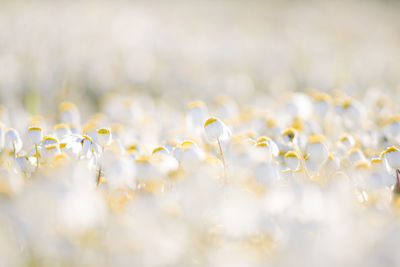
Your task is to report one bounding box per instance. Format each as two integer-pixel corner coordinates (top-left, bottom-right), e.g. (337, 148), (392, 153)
(152, 146), (166, 154)
(204, 117), (218, 127)
(97, 128), (111, 135)
(309, 134), (325, 144)
(181, 140), (195, 149)
(285, 151), (298, 158)
(43, 135), (58, 143)
(45, 144), (58, 150)
(188, 100), (205, 108)
(28, 126), (42, 131)
(59, 101), (76, 111)
(54, 123), (69, 130)
(355, 161), (371, 169)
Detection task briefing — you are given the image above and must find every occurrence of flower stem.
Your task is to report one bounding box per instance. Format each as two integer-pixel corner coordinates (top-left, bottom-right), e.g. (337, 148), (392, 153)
(217, 138), (227, 181)
(395, 169), (400, 194)
(97, 167), (102, 187)
(35, 144), (39, 170)
(293, 142), (310, 180)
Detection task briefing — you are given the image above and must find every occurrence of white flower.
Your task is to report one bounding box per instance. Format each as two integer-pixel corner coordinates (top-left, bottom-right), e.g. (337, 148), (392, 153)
(382, 146), (400, 170)
(203, 117), (231, 142)
(4, 128), (22, 153)
(281, 127), (298, 144)
(173, 140), (205, 167)
(254, 142), (273, 162)
(96, 128), (112, 147)
(369, 157), (395, 188)
(257, 136), (279, 157)
(28, 126), (43, 145)
(383, 116), (400, 140)
(81, 135), (96, 159)
(284, 151), (300, 170)
(338, 134), (355, 149)
(313, 93), (331, 118)
(59, 101), (80, 124)
(54, 123), (71, 140)
(42, 135), (58, 146)
(186, 101), (208, 131)
(306, 134), (329, 165)
(15, 155), (34, 174)
(59, 134), (83, 159)
(42, 144), (60, 162)
(348, 148), (366, 164)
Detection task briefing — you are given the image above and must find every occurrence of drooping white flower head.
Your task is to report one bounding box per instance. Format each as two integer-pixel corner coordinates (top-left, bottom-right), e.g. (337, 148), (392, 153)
(54, 123), (71, 140)
(59, 101), (81, 125)
(313, 92), (331, 118)
(254, 142), (273, 163)
(28, 126), (43, 145)
(4, 128), (22, 152)
(281, 127), (298, 144)
(383, 115), (400, 140)
(203, 117), (231, 142)
(306, 134), (329, 165)
(382, 146), (400, 170)
(339, 133), (355, 149)
(369, 157), (395, 188)
(59, 133), (83, 159)
(42, 135), (58, 147)
(348, 148), (366, 164)
(174, 140), (205, 168)
(15, 155), (34, 174)
(81, 135), (95, 159)
(256, 136), (279, 157)
(186, 101), (208, 131)
(284, 151), (300, 170)
(96, 128), (112, 147)
(42, 144), (61, 162)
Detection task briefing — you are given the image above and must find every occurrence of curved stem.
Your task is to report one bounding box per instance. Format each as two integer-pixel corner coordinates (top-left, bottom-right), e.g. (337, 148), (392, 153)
(293, 142), (310, 180)
(217, 138), (227, 181)
(97, 167), (102, 187)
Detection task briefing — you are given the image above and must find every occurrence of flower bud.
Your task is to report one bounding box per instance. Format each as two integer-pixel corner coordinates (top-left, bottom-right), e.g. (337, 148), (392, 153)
(306, 134), (329, 164)
(42, 135), (58, 146)
(96, 128), (112, 147)
(284, 151), (300, 170)
(28, 126), (43, 145)
(54, 124), (71, 139)
(15, 155), (33, 174)
(382, 146), (400, 170)
(4, 128), (22, 152)
(282, 127), (298, 144)
(204, 117), (231, 142)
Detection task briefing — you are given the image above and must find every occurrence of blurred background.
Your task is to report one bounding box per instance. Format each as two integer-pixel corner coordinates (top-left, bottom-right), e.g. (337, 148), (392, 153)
(0, 0), (400, 114)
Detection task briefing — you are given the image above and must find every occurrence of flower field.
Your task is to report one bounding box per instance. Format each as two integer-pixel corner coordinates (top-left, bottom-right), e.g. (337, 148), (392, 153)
(1, 1), (400, 266)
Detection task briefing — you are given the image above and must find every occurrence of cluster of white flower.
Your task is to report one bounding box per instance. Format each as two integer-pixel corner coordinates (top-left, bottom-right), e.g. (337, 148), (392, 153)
(1, 0), (400, 266)
(1, 90), (400, 266)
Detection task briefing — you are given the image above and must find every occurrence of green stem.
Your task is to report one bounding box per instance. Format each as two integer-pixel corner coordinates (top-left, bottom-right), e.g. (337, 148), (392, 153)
(35, 144), (39, 170)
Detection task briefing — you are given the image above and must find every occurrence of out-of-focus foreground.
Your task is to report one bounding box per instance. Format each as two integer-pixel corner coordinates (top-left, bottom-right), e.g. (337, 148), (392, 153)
(1, 1), (400, 267)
